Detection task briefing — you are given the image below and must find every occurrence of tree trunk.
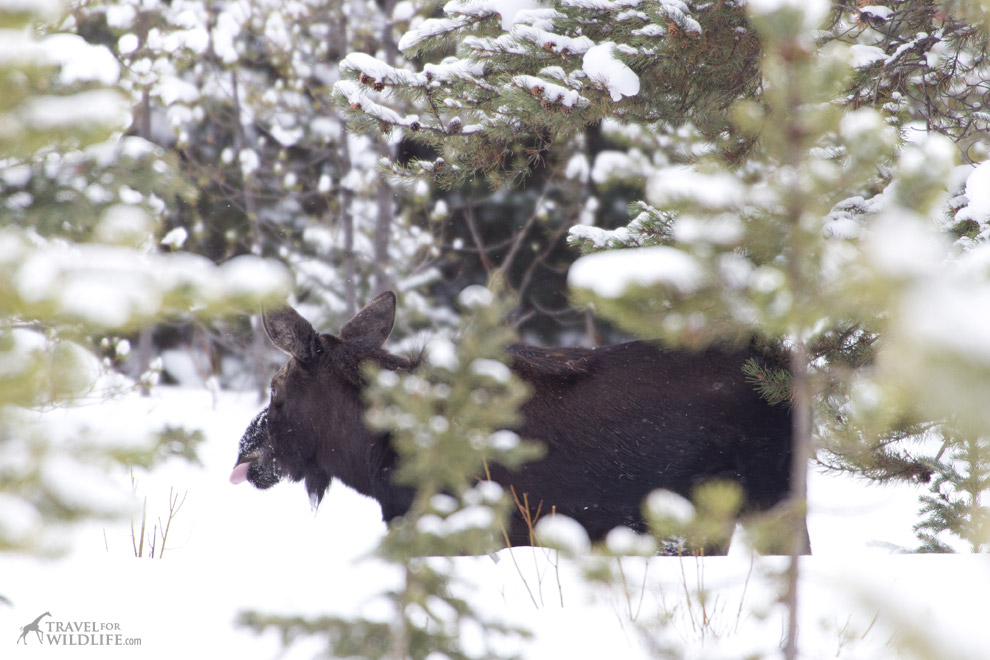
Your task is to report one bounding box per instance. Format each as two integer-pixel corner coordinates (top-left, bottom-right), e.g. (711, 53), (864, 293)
(373, 0), (399, 296)
(783, 339), (812, 660)
(131, 83), (155, 395)
(334, 10), (357, 316)
(230, 69), (268, 401)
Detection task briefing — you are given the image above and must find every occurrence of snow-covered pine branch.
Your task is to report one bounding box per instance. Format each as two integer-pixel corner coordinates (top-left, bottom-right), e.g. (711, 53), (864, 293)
(332, 0), (765, 185)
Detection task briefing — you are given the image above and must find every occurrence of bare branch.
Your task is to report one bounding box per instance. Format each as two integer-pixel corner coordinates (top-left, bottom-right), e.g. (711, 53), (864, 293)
(157, 488), (188, 559)
(463, 205), (494, 272)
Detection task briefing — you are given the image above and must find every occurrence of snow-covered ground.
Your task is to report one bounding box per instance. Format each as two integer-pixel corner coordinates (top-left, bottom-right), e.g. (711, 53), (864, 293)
(2, 385), (987, 658)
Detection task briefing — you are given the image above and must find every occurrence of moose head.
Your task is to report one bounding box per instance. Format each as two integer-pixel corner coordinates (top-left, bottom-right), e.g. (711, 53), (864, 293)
(230, 292), (417, 514)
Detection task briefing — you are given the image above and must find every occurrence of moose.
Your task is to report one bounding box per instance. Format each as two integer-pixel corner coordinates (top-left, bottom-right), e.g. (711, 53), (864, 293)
(231, 292), (803, 552)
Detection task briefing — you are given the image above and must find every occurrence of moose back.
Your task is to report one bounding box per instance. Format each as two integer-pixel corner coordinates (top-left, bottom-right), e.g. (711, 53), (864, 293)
(231, 292), (795, 549)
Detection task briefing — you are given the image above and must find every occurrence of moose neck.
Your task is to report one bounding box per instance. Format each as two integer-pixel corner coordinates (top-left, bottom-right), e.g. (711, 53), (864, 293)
(316, 385), (399, 504)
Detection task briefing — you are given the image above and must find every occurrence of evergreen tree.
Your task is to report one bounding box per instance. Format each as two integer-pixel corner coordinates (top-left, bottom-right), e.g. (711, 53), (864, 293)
(915, 431), (990, 553)
(332, 0), (767, 342)
(68, 0), (444, 395)
(0, 0), (289, 555)
(829, 0), (990, 152)
(334, 0), (760, 186)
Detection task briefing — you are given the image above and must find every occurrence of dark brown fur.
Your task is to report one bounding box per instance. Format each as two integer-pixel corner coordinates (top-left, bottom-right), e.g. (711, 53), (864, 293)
(232, 292), (799, 551)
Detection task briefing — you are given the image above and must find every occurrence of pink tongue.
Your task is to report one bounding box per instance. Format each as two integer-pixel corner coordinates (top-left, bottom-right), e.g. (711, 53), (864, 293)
(229, 462), (251, 484)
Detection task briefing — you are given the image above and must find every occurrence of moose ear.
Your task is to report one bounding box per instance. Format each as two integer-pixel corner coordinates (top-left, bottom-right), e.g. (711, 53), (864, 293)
(340, 291), (396, 346)
(262, 305), (320, 362)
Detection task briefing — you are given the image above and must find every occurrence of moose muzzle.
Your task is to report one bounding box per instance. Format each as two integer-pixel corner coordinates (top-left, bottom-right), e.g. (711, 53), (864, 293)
(230, 408), (281, 488)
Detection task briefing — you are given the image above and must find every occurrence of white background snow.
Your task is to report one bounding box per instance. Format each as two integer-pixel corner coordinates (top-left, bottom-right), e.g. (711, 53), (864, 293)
(2, 379), (987, 658)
